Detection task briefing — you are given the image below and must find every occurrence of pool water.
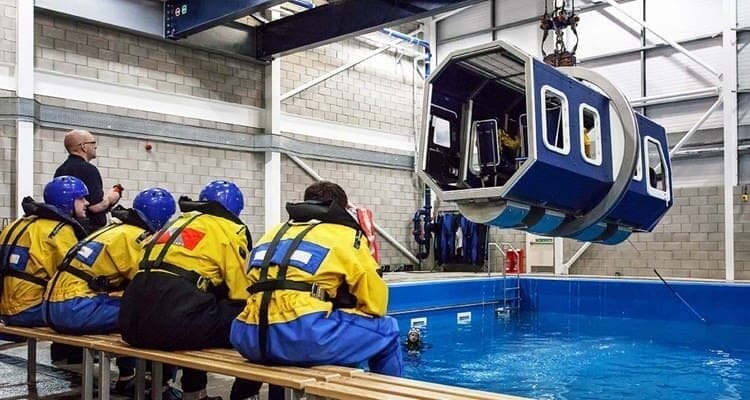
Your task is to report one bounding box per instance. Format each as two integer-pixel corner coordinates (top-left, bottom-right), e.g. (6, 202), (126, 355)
(397, 306), (750, 399)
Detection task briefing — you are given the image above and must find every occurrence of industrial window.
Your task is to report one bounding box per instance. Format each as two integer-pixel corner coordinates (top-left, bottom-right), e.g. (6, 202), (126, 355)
(432, 115), (451, 148)
(541, 86), (570, 155)
(645, 137), (669, 200)
(579, 104), (602, 166)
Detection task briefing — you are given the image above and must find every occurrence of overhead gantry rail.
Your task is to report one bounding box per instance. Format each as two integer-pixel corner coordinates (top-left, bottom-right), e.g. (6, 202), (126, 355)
(163, 0), (485, 60)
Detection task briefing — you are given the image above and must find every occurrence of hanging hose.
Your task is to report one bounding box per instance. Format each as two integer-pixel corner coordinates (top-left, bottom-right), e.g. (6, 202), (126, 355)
(653, 269), (706, 323)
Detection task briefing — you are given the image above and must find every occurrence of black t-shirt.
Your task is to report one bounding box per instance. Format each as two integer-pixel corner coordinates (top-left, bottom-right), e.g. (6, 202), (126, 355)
(54, 154), (106, 229)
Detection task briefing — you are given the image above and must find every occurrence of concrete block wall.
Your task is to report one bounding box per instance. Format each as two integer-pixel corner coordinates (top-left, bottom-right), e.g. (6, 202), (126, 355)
(35, 12), (264, 107)
(280, 155), (420, 266)
(281, 38), (422, 137)
(0, 12), (424, 264)
(0, 122), (14, 220)
(0, 1), (14, 65)
(566, 186), (746, 280)
(32, 127), (266, 237)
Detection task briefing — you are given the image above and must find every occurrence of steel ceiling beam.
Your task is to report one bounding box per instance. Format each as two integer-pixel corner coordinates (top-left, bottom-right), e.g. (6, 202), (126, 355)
(256, 0), (484, 59)
(35, 0), (164, 38)
(165, 0), (287, 39)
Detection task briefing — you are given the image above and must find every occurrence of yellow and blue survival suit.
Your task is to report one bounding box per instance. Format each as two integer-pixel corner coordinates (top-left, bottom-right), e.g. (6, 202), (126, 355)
(0, 197), (88, 326)
(119, 181), (267, 399)
(230, 200), (403, 376)
(43, 206), (156, 333)
(119, 198), (252, 349)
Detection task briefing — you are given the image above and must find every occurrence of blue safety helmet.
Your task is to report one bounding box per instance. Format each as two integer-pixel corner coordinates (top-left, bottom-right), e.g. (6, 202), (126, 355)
(133, 187), (176, 231)
(44, 176), (89, 216)
(199, 180), (244, 217)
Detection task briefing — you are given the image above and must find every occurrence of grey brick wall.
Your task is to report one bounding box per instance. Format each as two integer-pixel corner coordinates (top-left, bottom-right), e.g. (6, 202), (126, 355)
(34, 12), (264, 107)
(36, 94), (264, 134)
(34, 127), (266, 237)
(281, 131), (413, 157)
(280, 155), (420, 266)
(281, 38), (423, 137)
(0, 1), (14, 65)
(567, 186), (745, 280)
(0, 122), (14, 219)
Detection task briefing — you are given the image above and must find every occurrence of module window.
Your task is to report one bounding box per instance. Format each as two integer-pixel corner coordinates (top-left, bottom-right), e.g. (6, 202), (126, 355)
(645, 137), (670, 200)
(541, 86), (570, 155)
(580, 104), (602, 166)
(431, 115), (451, 148)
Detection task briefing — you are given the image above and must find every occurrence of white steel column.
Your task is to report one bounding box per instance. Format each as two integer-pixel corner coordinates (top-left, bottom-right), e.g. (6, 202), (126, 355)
(264, 56), (282, 230)
(263, 8), (282, 231)
(723, 0), (738, 281)
(553, 237), (565, 275)
(15, 1), (34, 218)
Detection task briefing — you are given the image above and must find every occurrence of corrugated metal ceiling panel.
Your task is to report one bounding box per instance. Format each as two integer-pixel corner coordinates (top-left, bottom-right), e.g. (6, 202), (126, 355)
(437, 2), (491, 42)
(575, 0), (643, 59)
(645, 37), (721, 97)
(739, 93), (750, 126)
(646, 98), (723, 134)
(646, 0), (722, 43)
(580, 54), (643, 100)
(739, 0), (750, 27)
(739, 33), (750, 90)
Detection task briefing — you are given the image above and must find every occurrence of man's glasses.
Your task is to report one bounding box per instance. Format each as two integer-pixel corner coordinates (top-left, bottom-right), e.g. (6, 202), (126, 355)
(80, 141), (97, 147)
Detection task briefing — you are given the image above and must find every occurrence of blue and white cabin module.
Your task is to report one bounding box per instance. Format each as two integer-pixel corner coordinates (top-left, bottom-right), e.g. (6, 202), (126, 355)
(417, 40), (673, 245)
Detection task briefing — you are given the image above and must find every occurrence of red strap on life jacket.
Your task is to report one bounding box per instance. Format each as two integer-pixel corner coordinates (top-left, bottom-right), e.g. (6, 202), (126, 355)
(356, 208), (380, 263)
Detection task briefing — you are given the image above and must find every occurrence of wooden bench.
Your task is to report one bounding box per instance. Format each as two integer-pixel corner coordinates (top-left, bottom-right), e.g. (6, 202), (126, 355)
(0, 325), (530, 400)
(307, 367), (528, 400)
(0, 325), (103, 400)
(88, 335), (318, 400)
(0, 326), (319, 400)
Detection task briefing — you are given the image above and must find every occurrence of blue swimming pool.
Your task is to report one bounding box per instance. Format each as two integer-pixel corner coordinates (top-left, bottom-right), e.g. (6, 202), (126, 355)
(389, 276), (750, 399)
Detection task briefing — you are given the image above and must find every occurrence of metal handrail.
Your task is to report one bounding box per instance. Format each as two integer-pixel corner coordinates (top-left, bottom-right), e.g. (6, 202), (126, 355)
(489, 241), (522, 315)
(487, 242), (503, 277)
(487, 242), (520, 277)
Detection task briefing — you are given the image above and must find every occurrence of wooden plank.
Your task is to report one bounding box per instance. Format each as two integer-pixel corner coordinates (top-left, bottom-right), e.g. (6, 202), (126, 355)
(349, 372), (528, 400)
(304, 381), (420, 400)
(90, 341), (315, 390)
(328, 377), (516, 400)
(311, 365), (364, 377)
(0, 325), (101, 348)
(178, 350), (341, 382)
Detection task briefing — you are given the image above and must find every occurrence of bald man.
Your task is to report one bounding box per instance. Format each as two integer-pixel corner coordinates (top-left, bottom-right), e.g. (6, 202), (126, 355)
(55, 129), (121, 230)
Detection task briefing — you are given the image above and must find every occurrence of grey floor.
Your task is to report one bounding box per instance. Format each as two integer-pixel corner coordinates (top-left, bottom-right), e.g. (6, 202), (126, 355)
(0, 340), (256, 400)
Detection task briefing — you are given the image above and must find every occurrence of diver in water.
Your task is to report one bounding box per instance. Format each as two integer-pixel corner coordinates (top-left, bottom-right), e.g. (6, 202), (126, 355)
(404, 327), (429, 354)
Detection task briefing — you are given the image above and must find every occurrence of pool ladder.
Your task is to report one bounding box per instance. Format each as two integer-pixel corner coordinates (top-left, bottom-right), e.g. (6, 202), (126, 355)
(489, 242), (522, 317)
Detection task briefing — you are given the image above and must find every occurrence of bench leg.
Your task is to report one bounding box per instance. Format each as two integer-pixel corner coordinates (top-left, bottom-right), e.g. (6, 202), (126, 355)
(82, 349), (95, 400)
(284, 388), (304, 400)
(150, 361), (162, 400)
(135, 358), (147, 400)
(26, 338), (36, 388)
(99, 351), (111, 400)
